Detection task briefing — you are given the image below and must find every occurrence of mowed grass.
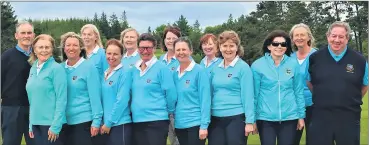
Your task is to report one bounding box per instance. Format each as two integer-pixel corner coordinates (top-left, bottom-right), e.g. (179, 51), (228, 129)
(14, 51), (368, 144)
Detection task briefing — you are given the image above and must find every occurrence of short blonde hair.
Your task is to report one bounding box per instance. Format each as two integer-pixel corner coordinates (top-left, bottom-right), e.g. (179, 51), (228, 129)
(59, 32), (85, 61)
(28, 34), (56, 65)
(289, 23), (315, 48)
(218, 30), (244, 57)
(120, 28), (139, 44)
(80, 24), (103, 48)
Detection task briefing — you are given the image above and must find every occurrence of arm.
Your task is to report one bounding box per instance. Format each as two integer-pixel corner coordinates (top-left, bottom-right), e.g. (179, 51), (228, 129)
(293, 64), (306, 119)
(87, 66), (103, 128)
(362, 62), (368, 96)
(105, 70), (132, 128)
(198, 71), (211, 129)
(251, 64), (260, 123)
(241, 65), (255, 124)
(49, 66), (68, 134)
(160, 67), (177, 114)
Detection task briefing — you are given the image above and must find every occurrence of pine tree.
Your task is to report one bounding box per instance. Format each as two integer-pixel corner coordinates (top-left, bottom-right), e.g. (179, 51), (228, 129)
(1, 1), (17, 52)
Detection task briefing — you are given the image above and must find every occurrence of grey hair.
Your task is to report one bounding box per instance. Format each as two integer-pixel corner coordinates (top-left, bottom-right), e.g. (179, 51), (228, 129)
(326, 21), (352, 39)
(16, 20), (34, 32)
(289, 23), (315, 47)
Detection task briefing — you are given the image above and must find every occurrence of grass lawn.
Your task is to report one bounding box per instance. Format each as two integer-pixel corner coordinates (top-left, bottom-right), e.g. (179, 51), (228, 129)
(9, 51), (369, 144)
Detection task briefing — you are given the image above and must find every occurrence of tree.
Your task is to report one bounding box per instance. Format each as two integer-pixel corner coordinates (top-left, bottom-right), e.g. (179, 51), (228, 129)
(148, 26), (152, 34)
(174, 15), (191, 36)
(1, 1), (17, 52)
(152, 24), (167, 49)
(189, 20), (202, 55)
(110, 13), (121, 39)
(92, 12), (100, 27)
(99, 12), (111, 39)
(120, 11), (129, 30)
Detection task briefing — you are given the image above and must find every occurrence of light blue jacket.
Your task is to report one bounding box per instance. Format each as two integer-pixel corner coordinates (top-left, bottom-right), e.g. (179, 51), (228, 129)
(251, 53), (305, 122)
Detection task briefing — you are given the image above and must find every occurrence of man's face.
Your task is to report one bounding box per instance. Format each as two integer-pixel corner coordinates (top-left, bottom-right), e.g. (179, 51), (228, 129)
(15, 24), (35, 47)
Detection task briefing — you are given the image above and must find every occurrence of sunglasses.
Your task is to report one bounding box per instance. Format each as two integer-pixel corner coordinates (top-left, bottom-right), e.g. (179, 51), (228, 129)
(271, 42), (287, 47)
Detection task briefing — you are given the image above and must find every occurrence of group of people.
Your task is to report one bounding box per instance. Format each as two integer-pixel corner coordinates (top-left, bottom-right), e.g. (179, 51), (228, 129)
(1, 20), (367, 145)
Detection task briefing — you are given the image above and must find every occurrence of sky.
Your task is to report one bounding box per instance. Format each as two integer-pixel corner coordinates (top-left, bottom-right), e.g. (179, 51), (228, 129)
(10, 2), (258, 33)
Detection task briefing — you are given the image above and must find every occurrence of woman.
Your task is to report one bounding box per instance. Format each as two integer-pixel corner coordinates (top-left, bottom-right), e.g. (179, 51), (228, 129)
(158, 25), (182, 145)
(173, 37), (211, 145)
(208, 30), (254, 145)
(289, 23), (317, 145)
(251, 30), (305, 145)
(120, 28), (140, 67)
(80, 24), (109, 77)
(100, 39), (132, 145)
(199, 33), (222, 75)
(60, 32), (103, 145)
(26, 34), (67, 145)
(159, 26), (181, 72)
(131, 33), (177, 145)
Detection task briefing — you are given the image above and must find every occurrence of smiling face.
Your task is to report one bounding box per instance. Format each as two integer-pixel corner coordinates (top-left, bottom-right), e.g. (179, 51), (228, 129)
(34, 39), (53, 63)
(15, 24), (35, 48)
(64, 37), (82, 60)
(123, 30), (138, 51)
(81, 27), (97, 48)
(219, 39), (238, 61)
(164, 31), (179, 51)
(292, 27), (310, 49)
(268, 37), (287, 57)
(106, 44), (122, 67)
(175, 41), (192, 64)
(138, 40), (156, 62)
(327, 26), (348, 52)
(202, 38), (217, 57)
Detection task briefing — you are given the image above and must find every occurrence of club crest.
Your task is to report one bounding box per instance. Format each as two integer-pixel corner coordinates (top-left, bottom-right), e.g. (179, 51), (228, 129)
(227, 73), (232, 78)
(109, 81), (113, 85)
(147, 79), (151, 83)
(171, 67), (176, 71)
(346, 64), (354, 73)
(286, 68), (292, 75)
(185, 80), (190, 86)
(72, 76), (77, 80)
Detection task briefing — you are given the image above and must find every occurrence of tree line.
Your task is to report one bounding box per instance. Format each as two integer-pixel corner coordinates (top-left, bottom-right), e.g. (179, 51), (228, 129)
(2, 1), (368, 63)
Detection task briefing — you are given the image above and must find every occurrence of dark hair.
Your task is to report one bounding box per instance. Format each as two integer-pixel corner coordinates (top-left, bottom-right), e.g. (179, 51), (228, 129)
(138, 33), (157, 48)
(60, 33), (86, 61)
(173, 37), (193, 51)
(162, 26), (182, 51)
(262, 30), (293, 56)
(106, 39), (124, 55)
(199, 33), (219, 57)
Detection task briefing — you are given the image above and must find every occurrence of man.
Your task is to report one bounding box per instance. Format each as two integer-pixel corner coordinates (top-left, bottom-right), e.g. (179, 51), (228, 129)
(306, 21), (368, 145)
(1, 21), (35, 145)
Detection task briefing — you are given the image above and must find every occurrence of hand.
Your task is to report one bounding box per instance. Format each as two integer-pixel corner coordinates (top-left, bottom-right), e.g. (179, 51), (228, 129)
(199, 129), (208, 140)
(48, 130), (59, 142)
(90, 126), (99, 137)
(100, 125), (111, 135)
(297, 119), (305, 130)
(252, 123), (258, 135)
(245, 124), (254, 136)
(29, 131), (34, 138)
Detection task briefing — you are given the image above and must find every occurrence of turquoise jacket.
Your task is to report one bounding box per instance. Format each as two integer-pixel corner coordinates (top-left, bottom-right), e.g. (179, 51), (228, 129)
(251, 53), (305, 122)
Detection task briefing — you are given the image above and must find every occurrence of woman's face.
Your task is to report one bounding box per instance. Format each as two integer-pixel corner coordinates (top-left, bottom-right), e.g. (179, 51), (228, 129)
(219, 39), (238, 61)
(34, 39), (53, 62)
(292, 27), (310, 49)
(202, 38), (217, 57)
(81, 27), (97, 48)
(268, 37), (287, 57)
(123, 30), (138, 51)
(164, 31), (179, 51)
(175, 41), (192, 63)
(106, 44), (122, 67)
(64, 37), (82, 60)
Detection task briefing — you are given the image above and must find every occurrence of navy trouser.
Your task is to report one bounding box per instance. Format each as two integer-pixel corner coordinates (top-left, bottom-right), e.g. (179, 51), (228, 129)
(294, 106), (312, 145)
(1, 106), (34, 145)
(175, 125), (205, 145)
(308, 108), (360, 145)
(92, 132), (108, 145)
(65, 121), (93, 145)
(32, 125), (66, 145)
(256, 120), (297, 145)
(106, 123), (132, 145)
(208, 114), (247, 145)
(133, 120), (169, 145)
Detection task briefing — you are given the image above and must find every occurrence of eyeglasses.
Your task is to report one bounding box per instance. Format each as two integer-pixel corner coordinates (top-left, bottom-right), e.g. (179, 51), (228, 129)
(271, 42), (287, 47)
(138, 46), (154, 51)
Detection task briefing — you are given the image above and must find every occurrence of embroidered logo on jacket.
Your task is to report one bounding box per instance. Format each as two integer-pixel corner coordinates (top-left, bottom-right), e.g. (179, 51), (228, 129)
(185, 80), (190, 87)
(109, 81), (113, 85)
(171, 67), (176, 71)
(286, 68), (292, 75)
(346, 64), (354, 73)
(72, 76), (77, 80)
(147, 79), (151, 83)
(227, 73), (232, 78)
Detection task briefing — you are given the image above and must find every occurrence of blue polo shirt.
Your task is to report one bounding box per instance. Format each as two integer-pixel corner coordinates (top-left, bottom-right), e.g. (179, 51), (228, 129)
(16, 45), (32, 56)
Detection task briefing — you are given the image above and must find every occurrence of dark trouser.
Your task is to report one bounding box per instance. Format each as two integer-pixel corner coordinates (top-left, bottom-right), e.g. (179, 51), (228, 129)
(294, 106), (312, 145)
(168, 114), (180, 145)
(175, 126), (206, 145)
(107, 123), (132, 145)
(65, 121), (93, 145)
(32, 125), (66, 145)
(208, 114), (247, 145)
(1, 106), (34, 145)
(92, 132), (108, 145)
(308, 108), (360, 145)
(133, 120), (169, 145)
(256, 120), (298, 145)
